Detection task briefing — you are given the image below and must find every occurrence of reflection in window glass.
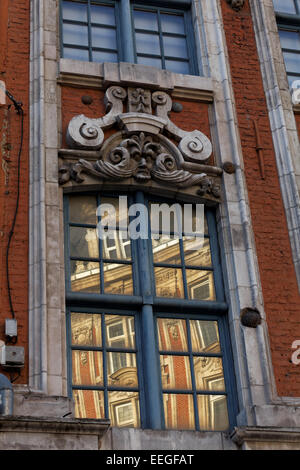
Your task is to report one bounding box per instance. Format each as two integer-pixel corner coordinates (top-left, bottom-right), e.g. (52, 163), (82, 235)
(109, 391), (140, 427)
(163, 394), (195, 430)
(157, 318), (188, 352)
(70, 260), (100, 293)
(71, 313), (140, 426)
(103, 263), (134, 295)
(157, 317), (228, 430)
(190, 320), (220, 353)
(197, 394), (229, 431)
(154, 267), (184, 298)
(69, 195), (97, 224)
(72, 350), (103, 386)
(73, 389), (104, 419)
(186, 270), (215, 301)
(71, 313), (102, 347)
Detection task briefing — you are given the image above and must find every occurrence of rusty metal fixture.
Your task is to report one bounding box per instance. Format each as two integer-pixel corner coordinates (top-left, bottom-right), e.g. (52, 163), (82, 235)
(253, 119), (265, 180)
(240, 307), (262, 328)
(223, 161), (236, 174)
(81, 95), (93, 105)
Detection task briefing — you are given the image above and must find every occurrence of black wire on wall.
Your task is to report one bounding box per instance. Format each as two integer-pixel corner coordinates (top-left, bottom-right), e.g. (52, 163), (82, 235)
(4, 90), (24, 321)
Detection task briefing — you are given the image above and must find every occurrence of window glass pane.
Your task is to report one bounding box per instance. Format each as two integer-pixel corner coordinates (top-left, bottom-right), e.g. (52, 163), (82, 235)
(71, 313), (102, 347)
(163, 36), (188, 59)
(152, 237), (181, 265)
(73, 390), (105, 419)
(193, 357), (225, 391)
(69, 195), (97, 225)
(186, 270), (216, 301)
(90, 4), (116, 25)
(106, 315), (136, 349)
(197, 394), (229, 431)
(100, 197), (129, 228)
(163, 394), (195, 430)
(91, 26), (117, 50)
(160, 355), (192, 390)
(137, 56), (162, 68)
(107, 352), (138, 386)
(134, 9), (158, 31)
(72, 350), (103, 386)
(63, 23), (88, 46)
(154, 267), (184, 298)
(63, 47), (90, 61)
(102, 230), (131, 261)
(183, 237), (212, 267)
(103, 263), (133, 295)
(279, 30), (300, 50)
(283, 51), (300, 73)
(92, 50), (118, 63)
(63, 1), (88, 22)
(273, 0), (297, 14)
(109, 391), (140, 427)
(161, 13), (185, 35)
(135, 32), (161, 55)
(190, 320), (221, 353)
(157, 318), (188, 352)
(71, 260), (100, 293)
(165, 59), (190, 75)
(70, 226), (99, 259)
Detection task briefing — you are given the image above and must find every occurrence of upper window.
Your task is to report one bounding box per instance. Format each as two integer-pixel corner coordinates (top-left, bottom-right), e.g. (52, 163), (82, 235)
(64, 192), (237, 431)
(273, 0), (300, 87)
(60, 0), (198, 75)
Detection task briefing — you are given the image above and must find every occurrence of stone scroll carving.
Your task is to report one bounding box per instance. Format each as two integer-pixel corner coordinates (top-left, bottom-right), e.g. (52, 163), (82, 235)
(60, 85), (223, 202)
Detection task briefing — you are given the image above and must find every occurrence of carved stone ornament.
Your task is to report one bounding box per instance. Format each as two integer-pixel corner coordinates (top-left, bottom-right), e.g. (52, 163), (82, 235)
(60, 85), (223, 202)
(226, 0), (245, 11)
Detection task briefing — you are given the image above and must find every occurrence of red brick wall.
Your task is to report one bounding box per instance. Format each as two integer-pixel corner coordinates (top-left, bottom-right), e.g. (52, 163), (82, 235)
(0, 0), (30, 382)
(221, 0), (300, 396)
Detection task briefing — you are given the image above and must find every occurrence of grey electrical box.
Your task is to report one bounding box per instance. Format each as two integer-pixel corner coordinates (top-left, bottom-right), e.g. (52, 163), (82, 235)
(5, 319), (17, 338)
(5, 346), (24, 367)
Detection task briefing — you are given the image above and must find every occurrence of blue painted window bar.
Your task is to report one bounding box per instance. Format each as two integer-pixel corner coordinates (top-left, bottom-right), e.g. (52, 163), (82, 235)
(64, 192), (237, 430)
(60, 0), (198, 75)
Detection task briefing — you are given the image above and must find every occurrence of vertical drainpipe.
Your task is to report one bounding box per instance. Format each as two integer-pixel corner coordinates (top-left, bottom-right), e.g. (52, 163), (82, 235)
(0, 374), (13, 416)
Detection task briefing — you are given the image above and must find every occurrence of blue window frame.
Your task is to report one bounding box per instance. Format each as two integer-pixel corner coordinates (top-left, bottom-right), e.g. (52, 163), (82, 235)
(273, 0), (300, 87)
(64, 191), (237, 430)
(60, 0), (198, 75)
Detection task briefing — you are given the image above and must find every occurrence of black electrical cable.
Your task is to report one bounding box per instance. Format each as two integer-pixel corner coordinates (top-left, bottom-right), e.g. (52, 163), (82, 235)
(4, 90), (24, 321)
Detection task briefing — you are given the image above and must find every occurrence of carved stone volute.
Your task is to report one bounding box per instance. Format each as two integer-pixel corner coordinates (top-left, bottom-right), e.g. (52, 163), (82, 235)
(59, 85), (223, 203)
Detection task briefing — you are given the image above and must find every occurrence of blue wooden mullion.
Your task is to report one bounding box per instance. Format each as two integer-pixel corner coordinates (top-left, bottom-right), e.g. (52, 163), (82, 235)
(120, 0), (135, 62)
(136, 191), (163, 429)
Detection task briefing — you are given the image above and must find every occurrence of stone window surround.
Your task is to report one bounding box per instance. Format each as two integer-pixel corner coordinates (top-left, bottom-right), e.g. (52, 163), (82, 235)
(25, 0), (300, 441)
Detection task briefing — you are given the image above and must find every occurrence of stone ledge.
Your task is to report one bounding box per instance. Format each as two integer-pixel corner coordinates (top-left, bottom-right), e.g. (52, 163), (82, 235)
(0, 415), (110, 436)
(231, 426), (300, 450)
(58, 59), (214, 102)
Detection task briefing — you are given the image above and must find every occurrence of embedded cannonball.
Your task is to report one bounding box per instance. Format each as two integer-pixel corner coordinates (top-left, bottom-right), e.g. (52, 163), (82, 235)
(240, 308), (262, 328)
(172, 102), (183, 113)
(81, 95), (93, 105)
